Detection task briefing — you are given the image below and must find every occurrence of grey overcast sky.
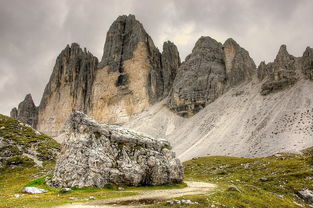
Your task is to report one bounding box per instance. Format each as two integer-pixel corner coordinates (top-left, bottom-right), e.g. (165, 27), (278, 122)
(1, 0), (313, 116)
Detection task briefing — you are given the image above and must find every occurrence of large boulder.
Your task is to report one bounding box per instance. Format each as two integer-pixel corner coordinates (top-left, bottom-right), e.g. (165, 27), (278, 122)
(49, 112), (183, 188)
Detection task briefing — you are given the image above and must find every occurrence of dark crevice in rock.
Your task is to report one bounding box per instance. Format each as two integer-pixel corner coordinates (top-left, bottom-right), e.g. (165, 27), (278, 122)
(39, 43), (98, 114)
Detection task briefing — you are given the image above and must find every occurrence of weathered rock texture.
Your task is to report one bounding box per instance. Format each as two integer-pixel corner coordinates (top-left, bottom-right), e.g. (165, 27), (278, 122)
(301, 47), (313, 80)
(49, 111), (183, 188)
(161, 41), (181, 97)
(223, 38), (255, 87)
(10, 94), (38, 127)
(89, 15), (179, 125)
(36, 43), (98, 136)
(258, 45), (298, 95)
(168, 37), (255, 117)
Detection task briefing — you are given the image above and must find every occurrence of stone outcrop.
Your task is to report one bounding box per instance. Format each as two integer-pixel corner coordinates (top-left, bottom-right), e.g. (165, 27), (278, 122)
(168, 36), (255, 117)
(36, 43), (98, 136)
(258, 45), (298, 95)
(49, 111), (183, 188)
(10, 94), (38, 127)
(301, 47), (313, 80)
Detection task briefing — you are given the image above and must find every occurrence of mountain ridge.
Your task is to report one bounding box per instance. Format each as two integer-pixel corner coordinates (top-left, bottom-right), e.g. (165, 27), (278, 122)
(10, 14), (313, 160)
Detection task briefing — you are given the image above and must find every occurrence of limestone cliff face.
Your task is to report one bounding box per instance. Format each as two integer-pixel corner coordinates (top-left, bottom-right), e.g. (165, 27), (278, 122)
(257, 45), (298, 95)
(10, 94), (38, 127)
(37, 43), (98, 136)
(161, 41), (181, 97)
(168, 36), (256, 117)
(223, 38), (256, 87)
(88, 15), (179, 124)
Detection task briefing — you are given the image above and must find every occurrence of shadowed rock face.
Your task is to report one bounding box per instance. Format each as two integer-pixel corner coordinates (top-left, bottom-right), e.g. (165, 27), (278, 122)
(10, 94), (38, 127)
(168, 36), (226, 117)
(302, 47), (313, 80)
(88, 14), (180, 126)
(258, 45), (298, 95)
(168, 37), (255, 117)
(223, 38), (256, 87)
(98, 14), (170, 102)
(36, 43), (98, 136)
(49, 111), (183, 188)
(162, 41), (181, 97)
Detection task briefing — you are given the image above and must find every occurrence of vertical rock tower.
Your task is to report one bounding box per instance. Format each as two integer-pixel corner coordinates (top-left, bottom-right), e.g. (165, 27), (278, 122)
(36, 43), (98, 136)
(89, 15), (180, 124)
(10, 94), (38, 127)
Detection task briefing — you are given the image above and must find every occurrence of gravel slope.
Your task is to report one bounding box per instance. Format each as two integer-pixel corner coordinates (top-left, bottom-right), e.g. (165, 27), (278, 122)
(125, 79), (313, 161)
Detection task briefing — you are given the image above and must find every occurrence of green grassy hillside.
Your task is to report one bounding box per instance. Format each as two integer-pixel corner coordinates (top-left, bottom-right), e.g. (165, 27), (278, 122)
(153, 150), (313, 208)
(0, 114), (60, 170)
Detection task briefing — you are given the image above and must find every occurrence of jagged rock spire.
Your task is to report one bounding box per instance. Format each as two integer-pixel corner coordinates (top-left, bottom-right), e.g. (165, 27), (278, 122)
(302, 46), (313, 80)
(162, 41), (181, 97)
(10, 93), (38, 127)
(223, 38), (256, 86)
(168, 36), (255, 117)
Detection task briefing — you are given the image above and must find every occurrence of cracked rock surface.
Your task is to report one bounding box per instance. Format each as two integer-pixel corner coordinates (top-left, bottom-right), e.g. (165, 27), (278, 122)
(49, 111), (183, 188)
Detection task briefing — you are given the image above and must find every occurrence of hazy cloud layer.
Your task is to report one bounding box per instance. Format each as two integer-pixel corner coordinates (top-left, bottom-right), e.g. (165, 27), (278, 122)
(1, 0), (312, 115)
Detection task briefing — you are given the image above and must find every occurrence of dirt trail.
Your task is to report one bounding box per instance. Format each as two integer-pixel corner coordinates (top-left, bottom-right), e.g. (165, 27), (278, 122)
(55, 181), (216, 208)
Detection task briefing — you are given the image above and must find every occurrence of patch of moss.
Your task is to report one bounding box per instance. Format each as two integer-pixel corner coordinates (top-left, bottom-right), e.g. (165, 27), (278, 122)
(162, 145), (172, 150)
(94, 131), (101, 139)
(134, 144), (144, 150)
(5, 156), (35, 167)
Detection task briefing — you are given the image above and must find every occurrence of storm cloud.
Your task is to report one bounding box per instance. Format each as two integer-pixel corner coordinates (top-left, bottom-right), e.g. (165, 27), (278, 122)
(1, 0), (312, 115)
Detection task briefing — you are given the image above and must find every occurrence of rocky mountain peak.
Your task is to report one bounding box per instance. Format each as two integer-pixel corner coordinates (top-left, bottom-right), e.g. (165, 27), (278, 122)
(98, 14), (149, 70)
(10, 93), (38, 127)
(259, 45), (298, 95)
(35, 43), (99, 136)
(168, 36), (255, 117)
(191, 36), (224, 60)
(274, 44), (295, 68)
(223, 38), (256, 86)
